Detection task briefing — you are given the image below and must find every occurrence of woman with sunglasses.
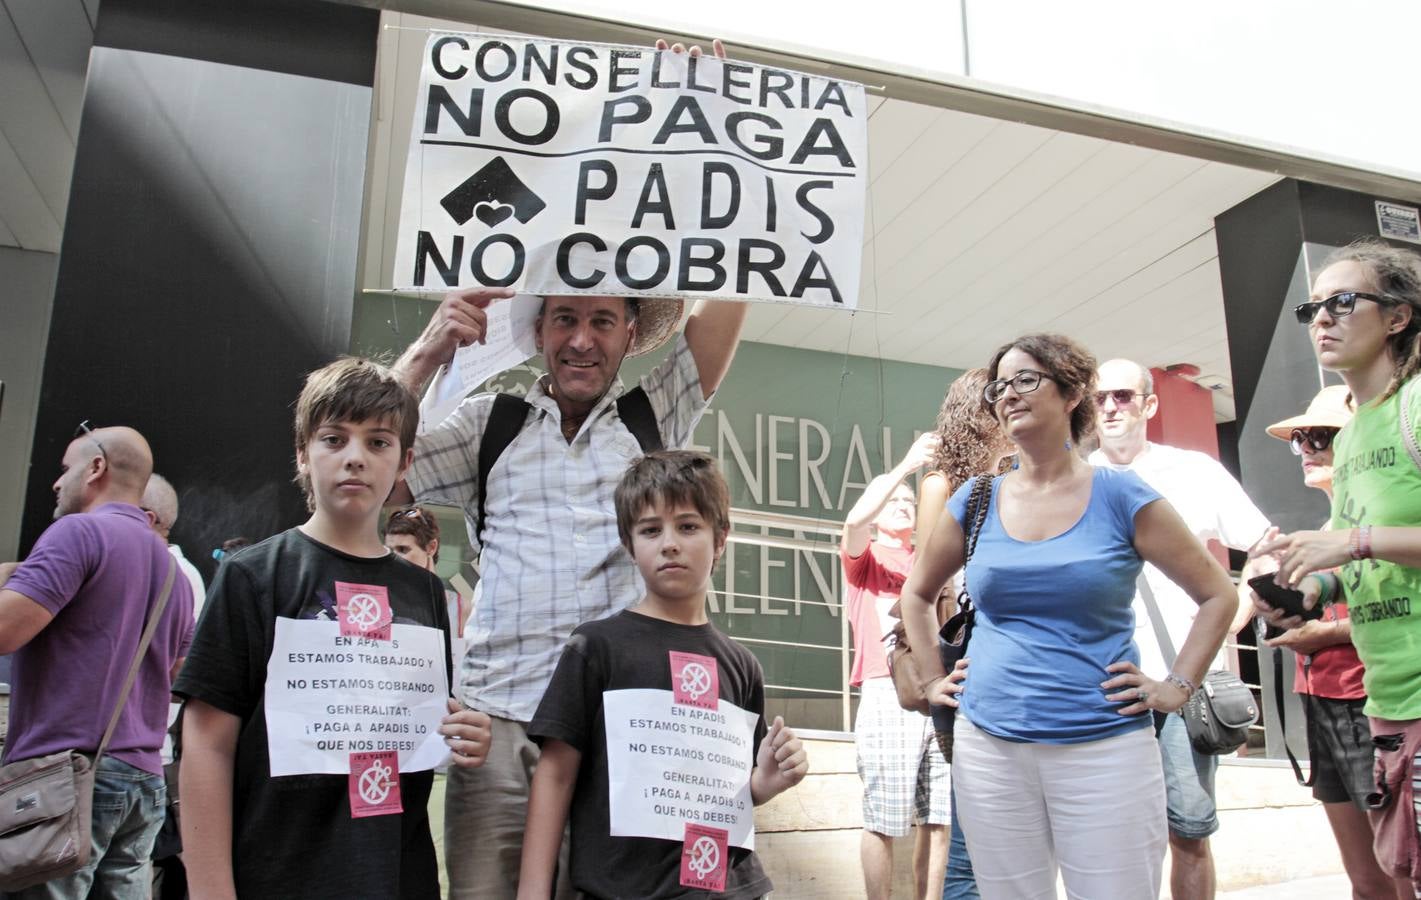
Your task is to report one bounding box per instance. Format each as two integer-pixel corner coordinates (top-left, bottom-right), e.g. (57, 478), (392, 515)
(1257, 386), (1401, 898)
(898, 334), (1237, 898)
(1258, 239), (1421, 896)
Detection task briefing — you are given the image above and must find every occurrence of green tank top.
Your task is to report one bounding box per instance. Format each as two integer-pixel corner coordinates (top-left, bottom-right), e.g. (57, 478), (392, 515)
(1331, 376), (1421, 720)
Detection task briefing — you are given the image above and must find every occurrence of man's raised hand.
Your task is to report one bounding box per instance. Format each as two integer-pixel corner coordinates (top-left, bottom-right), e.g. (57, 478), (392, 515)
(395, 286), (515, 389)
(655, 38), (727, 60)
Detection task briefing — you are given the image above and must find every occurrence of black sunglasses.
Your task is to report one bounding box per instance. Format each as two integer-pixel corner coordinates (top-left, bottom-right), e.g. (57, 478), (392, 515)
(1293, 291), (1393, 325)
(73, 420), (107, 460)
(984, 369), (1056, 405)
(1094, 389), (1147, 408)
(1289, 427), (1338, 455)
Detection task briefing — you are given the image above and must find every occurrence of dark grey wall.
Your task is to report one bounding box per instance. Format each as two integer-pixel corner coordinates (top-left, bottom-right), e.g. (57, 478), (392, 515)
(0, 248), (58, 560)
(1232, 253), (1332, 535)
(1219, 179), (1420, 535)
(20, 0), (379, 578)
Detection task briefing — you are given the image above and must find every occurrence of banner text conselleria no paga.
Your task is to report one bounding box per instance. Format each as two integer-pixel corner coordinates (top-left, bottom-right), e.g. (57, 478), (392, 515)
(393, 35), (868, 307)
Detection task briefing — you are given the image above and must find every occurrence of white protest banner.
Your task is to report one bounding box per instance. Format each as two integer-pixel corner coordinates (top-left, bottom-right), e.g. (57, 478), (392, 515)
(417, 293), (541, 432)
(393, 34), (867, 307)
(265, 618), (451, 776)
(602, 688), (759, 849)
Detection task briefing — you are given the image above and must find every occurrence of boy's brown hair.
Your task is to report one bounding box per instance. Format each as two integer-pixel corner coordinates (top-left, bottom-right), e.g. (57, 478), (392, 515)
(385, 506), (441, 563)
(293, 357), (419, 510)
(614, 450), (731, 551)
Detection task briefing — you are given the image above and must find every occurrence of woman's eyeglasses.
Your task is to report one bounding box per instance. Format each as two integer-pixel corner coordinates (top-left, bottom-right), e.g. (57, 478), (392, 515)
(1289, 427), (1338, 455)
(983, 370), (1056, 405)
(1293, 291), (1393, 325)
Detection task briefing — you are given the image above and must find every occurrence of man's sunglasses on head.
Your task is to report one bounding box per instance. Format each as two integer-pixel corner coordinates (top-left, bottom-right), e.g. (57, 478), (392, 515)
(74, 420), (107, 459)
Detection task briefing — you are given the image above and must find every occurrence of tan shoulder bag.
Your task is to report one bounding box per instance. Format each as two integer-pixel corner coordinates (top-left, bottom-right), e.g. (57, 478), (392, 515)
(0, 558), (176, 890)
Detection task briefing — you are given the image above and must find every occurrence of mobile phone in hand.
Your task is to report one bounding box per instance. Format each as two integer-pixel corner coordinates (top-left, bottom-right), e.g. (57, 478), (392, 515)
(1248, 574), (1324, 622)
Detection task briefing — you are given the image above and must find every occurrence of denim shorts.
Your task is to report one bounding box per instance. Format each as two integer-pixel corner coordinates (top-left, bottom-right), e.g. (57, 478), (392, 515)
(1154, 712), (1219, 839)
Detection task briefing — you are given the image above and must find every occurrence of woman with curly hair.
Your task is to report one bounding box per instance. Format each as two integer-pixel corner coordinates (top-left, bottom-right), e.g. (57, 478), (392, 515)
(898, 334), (1237, 898)
(917, 368), (1016, 569)
(914, 368), (1014, 900)
(1258, 238), (1421, 896)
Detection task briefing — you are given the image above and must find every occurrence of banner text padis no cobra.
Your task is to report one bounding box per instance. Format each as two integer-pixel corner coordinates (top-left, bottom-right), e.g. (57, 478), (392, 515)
(393, 35), (868, 308)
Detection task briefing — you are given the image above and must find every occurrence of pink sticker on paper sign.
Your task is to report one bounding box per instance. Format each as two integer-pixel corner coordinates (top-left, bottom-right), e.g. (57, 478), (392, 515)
(336, 582), (391, 640)
(679, 822), (729, 891)
(669, 651), (719, 710)
(348, 751), (402, 818)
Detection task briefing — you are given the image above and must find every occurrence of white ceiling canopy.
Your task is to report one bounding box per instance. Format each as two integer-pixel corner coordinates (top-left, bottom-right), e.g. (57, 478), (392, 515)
(6, 1), (1417, 423)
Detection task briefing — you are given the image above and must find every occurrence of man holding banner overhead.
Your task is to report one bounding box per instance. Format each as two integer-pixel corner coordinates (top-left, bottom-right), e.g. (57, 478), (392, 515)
(388, 29), (866, 897)
(394, 284), (730, 897)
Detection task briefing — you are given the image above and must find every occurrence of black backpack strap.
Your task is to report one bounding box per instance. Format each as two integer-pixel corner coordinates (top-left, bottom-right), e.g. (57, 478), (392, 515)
(615, 386), (664, 454)
(477, 393), (532, 543)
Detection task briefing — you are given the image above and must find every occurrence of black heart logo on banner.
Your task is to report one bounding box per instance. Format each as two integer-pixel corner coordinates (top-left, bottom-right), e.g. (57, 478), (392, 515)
(441, 157), (546, 228)
(474, 201), (515, 228)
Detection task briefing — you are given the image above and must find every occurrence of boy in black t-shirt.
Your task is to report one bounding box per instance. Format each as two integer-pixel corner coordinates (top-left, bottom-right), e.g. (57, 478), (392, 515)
(518, 451), (809, 899)
(175, 358), (493, 900)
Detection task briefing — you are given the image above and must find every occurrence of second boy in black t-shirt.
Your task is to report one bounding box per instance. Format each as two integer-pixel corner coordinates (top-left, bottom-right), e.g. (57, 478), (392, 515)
(519, 451), (809, 899)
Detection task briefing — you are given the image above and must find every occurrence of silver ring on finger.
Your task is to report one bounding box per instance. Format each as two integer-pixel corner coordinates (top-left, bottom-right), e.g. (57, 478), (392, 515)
(1136, 688), (1148, 702)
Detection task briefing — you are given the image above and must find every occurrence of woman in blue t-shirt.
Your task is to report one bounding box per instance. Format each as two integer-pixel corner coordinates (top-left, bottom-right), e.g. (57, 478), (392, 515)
(900, 333), (1238, 899)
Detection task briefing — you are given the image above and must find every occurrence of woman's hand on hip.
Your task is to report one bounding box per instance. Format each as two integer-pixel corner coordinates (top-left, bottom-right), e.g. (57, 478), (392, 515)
(928, 658), (969, 708)
(1102, 661), (1190, 715)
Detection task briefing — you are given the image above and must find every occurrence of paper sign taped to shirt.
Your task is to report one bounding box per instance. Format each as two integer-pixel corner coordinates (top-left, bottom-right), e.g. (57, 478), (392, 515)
(265, 618), (450, 776)
(392, 33), (867, 307)
(603, 688), (758, 849)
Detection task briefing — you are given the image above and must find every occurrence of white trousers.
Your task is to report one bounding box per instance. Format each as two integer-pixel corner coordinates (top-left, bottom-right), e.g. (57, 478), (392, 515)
(952, 715), (1167, 899)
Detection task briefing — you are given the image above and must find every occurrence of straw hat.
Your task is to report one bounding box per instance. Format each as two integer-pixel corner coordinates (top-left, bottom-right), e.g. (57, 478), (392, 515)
(531, 294), (684, 357)
(1265, 385), (1353, 440)
(626, 297), (685, 357)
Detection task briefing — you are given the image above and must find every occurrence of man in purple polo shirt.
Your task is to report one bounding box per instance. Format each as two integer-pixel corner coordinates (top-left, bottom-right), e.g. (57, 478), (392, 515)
(0, 425), (193, 899)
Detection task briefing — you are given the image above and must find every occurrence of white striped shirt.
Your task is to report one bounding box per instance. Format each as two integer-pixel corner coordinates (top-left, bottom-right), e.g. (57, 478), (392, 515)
(406, 335), (711, 720)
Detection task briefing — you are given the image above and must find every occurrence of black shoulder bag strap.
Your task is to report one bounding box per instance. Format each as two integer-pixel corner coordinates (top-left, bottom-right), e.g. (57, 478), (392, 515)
(1262, 618), (1315, 786)
(476, 393), (532, 544)
(615, 386), (664, 453)
(957, 473), (995, 614)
